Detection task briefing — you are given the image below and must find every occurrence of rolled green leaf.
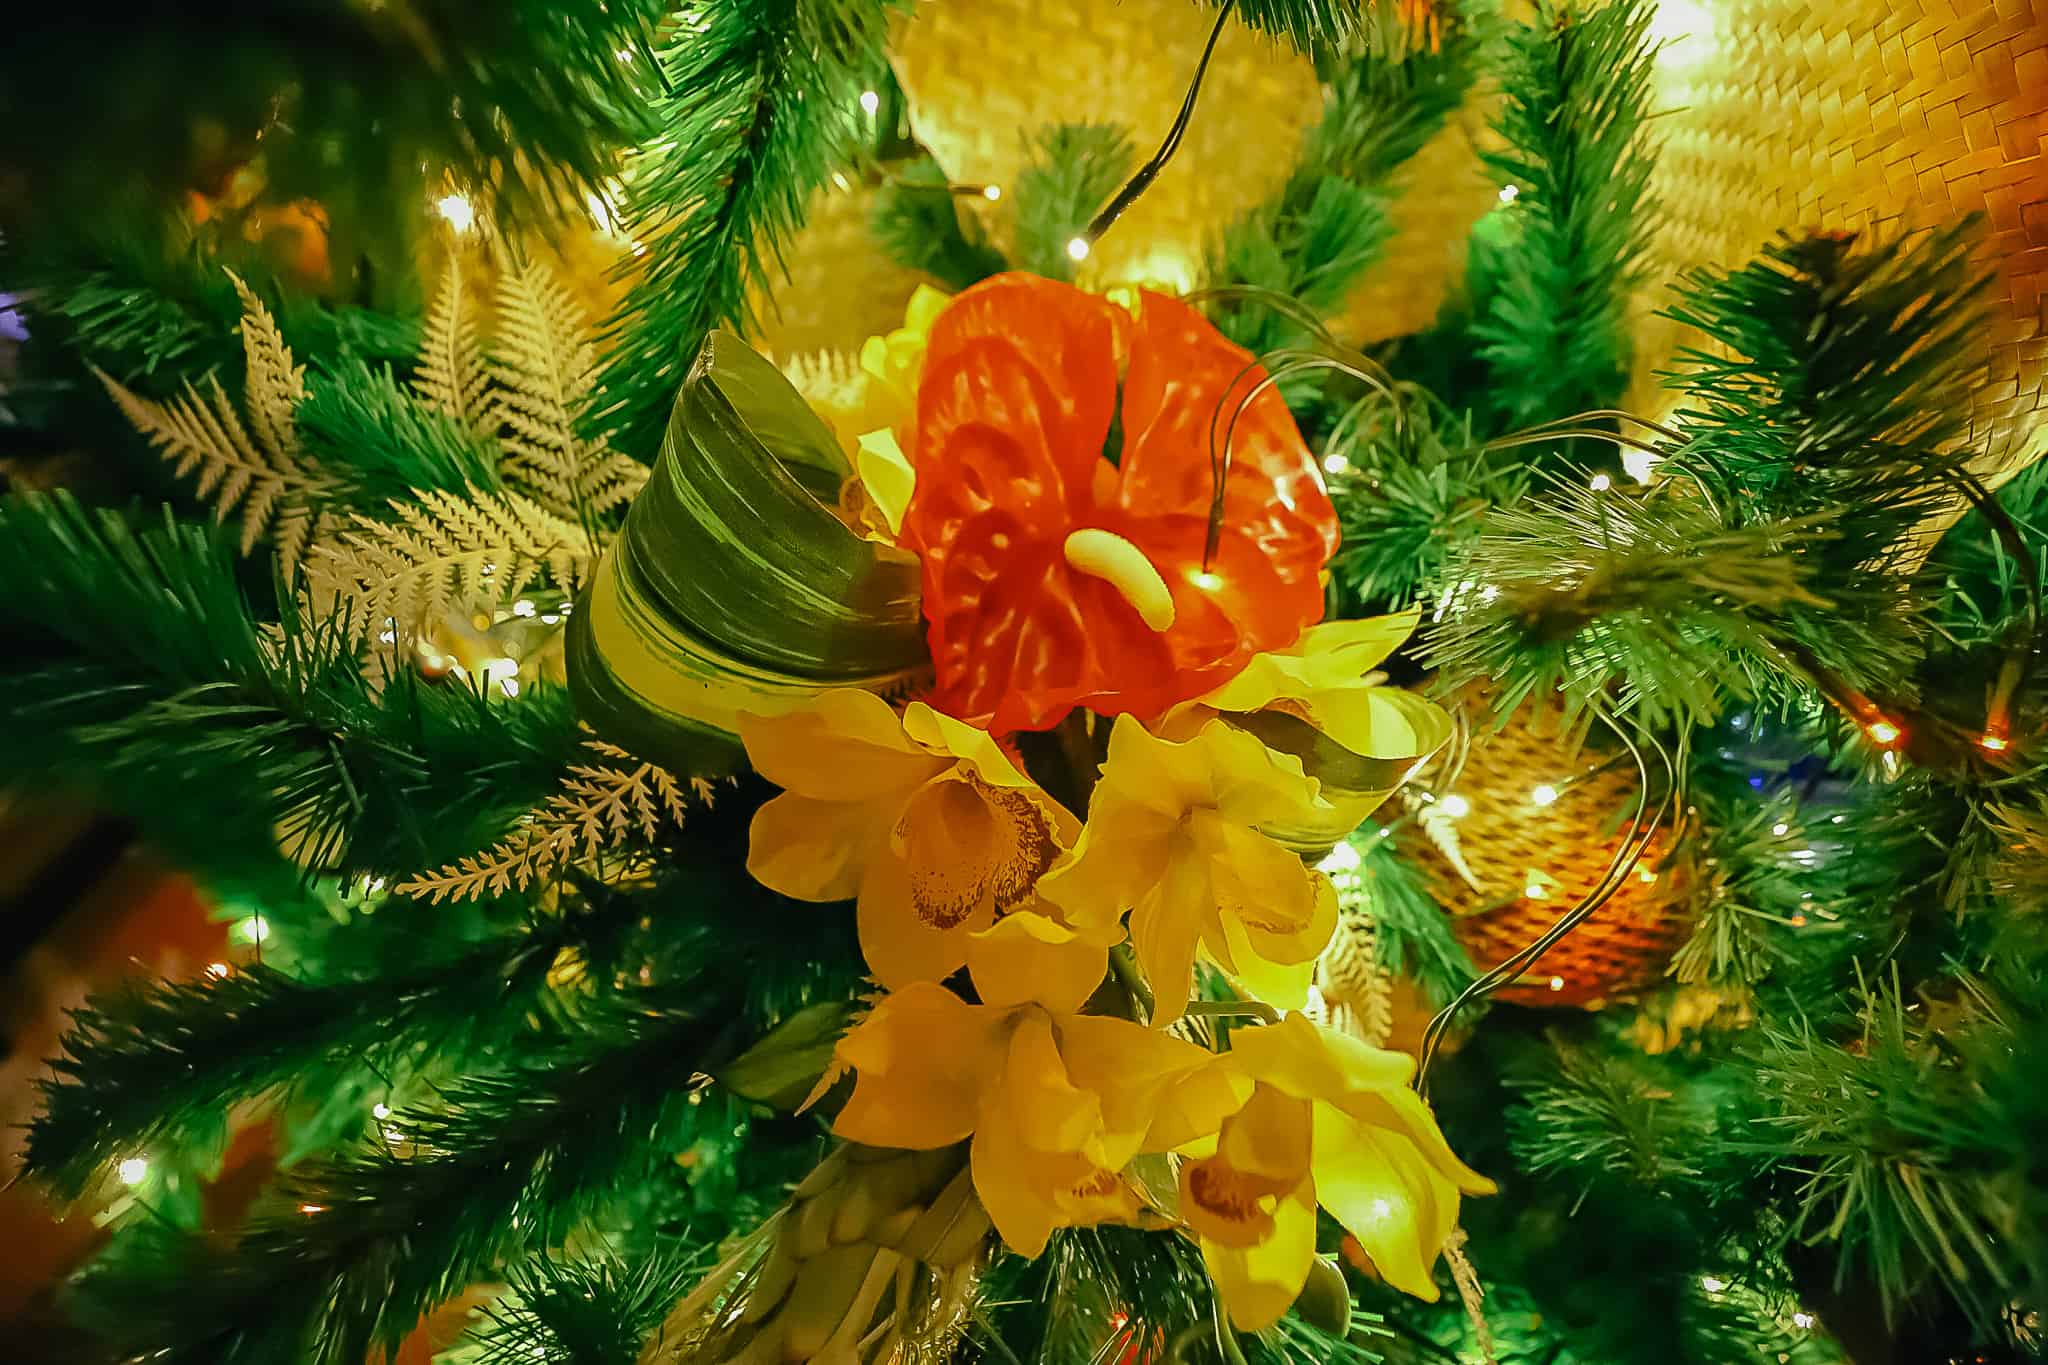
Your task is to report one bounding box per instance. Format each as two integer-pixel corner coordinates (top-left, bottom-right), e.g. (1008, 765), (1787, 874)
(569, 331), (929, 775)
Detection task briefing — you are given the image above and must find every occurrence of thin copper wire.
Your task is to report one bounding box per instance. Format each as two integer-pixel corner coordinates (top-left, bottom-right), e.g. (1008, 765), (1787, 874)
(1081, 0), (1238, 247)
(1416, 706), (1675, 1091)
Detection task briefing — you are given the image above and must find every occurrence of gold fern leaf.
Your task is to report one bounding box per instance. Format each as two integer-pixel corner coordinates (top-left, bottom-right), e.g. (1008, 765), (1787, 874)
(94, 368), (336, 578)
(487, 254), (647, 523)
(307, 486), (594, 640)
(397, 739), (700, 903)
(224, 269), (306, 467)
(414, 257), (491, 434)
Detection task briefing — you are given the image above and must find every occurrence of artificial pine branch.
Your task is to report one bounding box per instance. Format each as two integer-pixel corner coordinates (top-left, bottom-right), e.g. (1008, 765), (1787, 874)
(589, 0), (903, 459)
(1012, 124), (1137, 282)
(1471, 0), (1658, 437)
(870, 156), (1010, 292)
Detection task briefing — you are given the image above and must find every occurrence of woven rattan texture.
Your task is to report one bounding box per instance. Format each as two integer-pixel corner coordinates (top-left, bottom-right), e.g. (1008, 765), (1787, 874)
(1409, 704), (1689, 1008)
(1636, 0), (2048, 475)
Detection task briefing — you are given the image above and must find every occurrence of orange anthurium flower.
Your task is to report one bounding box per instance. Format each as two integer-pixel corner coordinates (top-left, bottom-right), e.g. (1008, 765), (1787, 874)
(899, 273), (1337, 733)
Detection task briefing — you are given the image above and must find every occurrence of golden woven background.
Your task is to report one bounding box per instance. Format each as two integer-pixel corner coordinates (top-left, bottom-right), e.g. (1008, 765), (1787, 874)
(757, 0), (2046, 476)
(1635, 0), (2048, 475)
(1408, 703), (1691, 1008)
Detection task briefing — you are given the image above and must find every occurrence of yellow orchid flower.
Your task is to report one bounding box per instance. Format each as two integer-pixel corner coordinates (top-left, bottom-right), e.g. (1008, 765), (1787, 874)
(739, 689), (1097, 989)
(1036, 716), (1338, 1024)
(1182, 1013), (1494, 1331)
(1159, 610), (1453, 853)
(826, 914), (1244, 1257)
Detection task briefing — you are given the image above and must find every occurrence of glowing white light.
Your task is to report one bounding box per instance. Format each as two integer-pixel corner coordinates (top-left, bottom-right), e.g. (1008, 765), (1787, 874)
(1530, 784), (1559, 807)
(237, 915), (270, 944)
(205, 962), (231, 979)
(858, 89), (880, 116)
(1322, 452), (1352, 476)
(1190, 569), (1223, 590)
(299, 1203), (325, 1215)
(1066, 236), (1092, 262)
(1622, 446), (1661, 483)
(1439, 794), (1471, 819)
(1831, 814), (1846, 824)
(512, 599), (537, 618)
(1317, 842), (1362, 873)
(1368, 1198), (1394, 1222)
(118, 1157), (150, 1186)
(1701, 1275), (1727, 1294)
(1547, 975), (1565, 992)
(1791, 1312), (1815, 1329)
(435, 194), (476, 233)
(1525, 881), (1549, 900)
(831, 172), (851, 192)
(1479, 584), (1500, 602)
(372, 1102), (392, 1120)
(1588, 472), (1613, 491)
(1771, 822), (1789, 836)
(1498, 184), (1520, 204)
(982, 184), (1003, 201)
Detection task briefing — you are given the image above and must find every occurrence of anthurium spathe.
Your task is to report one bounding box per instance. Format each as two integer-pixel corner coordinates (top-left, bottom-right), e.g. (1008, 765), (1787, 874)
(738, 689), (1091, 989)
(1159, 610), (1454, 854)
(1183, 1013), (1494, 1330)
(899, 272), (1338, 732)
(1036, 715), (1338, 1023)
(824, 914), (1243, 1257)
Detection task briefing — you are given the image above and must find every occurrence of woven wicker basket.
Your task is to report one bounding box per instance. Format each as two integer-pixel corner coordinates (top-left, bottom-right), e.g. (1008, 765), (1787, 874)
(1407, 698), (1691, 1008)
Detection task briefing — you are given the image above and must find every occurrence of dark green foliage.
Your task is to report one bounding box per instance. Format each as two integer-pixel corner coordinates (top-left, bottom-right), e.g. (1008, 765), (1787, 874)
(1470, 0), (1659, 438)
(1507, 1044), (1718, 1195)
(467, 1248), (707, 1365)
(1326, 383), (1517, 611)
(1012, 125), (1138, 283)
(871, 157), (1011, 291)
(589, 0), (902, 460)
(1209, 18), (1486, 356)
(1353, 829), (1476, 1009)
(1738, 960), (2048, 1333)
(4, 0), (665, 281)
(296, 359), (502, 499)
(0, 494), (582, 878)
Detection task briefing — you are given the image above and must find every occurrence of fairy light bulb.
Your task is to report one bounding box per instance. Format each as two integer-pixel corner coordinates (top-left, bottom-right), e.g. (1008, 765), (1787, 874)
(1588, 472), (1612, 491)
(1323, 452), (1352, 475)
(1066, 236), (1092, 262)
(981, 184), (1003, 201)
(1980, 733), (2009, 752)
(858, 89), (880, 116)
(118, 1157), (149, 1186)
(1530, 783), (1559, 807)
(1439, 794), (1471, 818)
(1547, 975), (1565, 992)
(434, 193), (476, 233)
(1864, 718), (1902, 746)
(1701, 1276), (1727, 1294)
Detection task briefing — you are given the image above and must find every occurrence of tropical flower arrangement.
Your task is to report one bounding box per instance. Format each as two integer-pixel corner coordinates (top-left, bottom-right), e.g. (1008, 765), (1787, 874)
(572, 271), (1488, 1347)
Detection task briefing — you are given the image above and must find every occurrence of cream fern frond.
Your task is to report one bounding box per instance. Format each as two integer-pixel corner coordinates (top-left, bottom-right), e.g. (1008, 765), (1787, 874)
(398, 740), (704, 904)
(487, 254), (646, 523)
(225, 269), (307, 468)
(94, 368), (337, 578)
(306, 486), (594, 640)
(415, 257), (491, 434)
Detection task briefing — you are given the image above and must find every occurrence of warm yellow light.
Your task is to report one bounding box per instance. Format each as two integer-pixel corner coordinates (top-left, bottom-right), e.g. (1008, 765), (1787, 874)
(1524, 881), (1548, 900)
(205, 961), (231, 979)
(1547, 975), (1565, 992)
(434, 193), (476, 233)
(1189, 569), (1223, 590)
(300, 1203), (325, 1215)
(1980, 733), (2009, 752)
(1637, 865), (1658, 884)
(1530, 783), (1559, 807)
(118, 1157), (150, 1186)
(1066, 236), (1092, 262)
(982, 184), (1003, 201)
(1865, 719), (1902, 746)
(1439, 794), (1471, 818)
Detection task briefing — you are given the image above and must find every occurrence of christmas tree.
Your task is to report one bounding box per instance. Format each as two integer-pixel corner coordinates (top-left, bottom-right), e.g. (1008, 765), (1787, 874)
(3, 1), (2045, 1362)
